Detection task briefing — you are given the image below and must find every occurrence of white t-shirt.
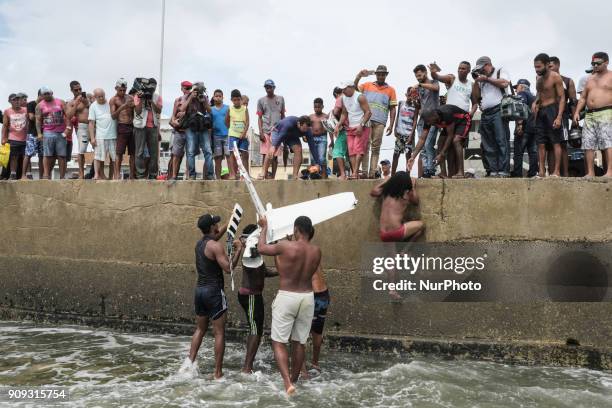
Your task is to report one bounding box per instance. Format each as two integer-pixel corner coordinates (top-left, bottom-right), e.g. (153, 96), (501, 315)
(88, 101), (117, 140)
(446, 77), (473, 112)
(479, 68), (510, 110)
(577, 74), (591, 94)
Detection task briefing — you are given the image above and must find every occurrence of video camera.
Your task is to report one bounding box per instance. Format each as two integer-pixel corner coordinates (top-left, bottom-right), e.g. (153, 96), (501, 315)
(130, 77), (157, 100)
(191, 82), (208, 101)
(471, 68), (484, 80)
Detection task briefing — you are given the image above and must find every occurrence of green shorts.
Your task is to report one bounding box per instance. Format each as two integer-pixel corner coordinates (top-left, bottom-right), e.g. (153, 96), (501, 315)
(332, 130), (349, 160)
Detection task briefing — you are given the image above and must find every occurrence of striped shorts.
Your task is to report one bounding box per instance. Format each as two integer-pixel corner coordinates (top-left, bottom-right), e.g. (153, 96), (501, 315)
(238, 293), (264, 336)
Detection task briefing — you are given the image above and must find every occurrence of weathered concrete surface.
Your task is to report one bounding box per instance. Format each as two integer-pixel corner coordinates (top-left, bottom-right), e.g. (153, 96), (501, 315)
(0, 179), (611, 368)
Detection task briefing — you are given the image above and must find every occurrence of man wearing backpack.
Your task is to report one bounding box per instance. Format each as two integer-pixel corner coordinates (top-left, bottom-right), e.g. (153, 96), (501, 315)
(471, 56), (512, 177)
(549, 56), (577, 177)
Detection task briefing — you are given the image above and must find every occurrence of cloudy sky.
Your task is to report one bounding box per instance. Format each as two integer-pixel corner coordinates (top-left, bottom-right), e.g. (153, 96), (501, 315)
(1, 0), (610, 161)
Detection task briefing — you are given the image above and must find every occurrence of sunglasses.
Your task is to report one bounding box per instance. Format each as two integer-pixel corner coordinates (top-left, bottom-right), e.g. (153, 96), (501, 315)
(591, 60), (604, 66)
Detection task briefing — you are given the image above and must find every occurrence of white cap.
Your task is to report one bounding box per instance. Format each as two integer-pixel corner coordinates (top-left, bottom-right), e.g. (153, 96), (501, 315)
(466, 168), (476, 174)
(339, 80), (354, 89)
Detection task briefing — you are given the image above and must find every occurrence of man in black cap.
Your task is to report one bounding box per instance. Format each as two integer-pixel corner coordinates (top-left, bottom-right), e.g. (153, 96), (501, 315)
(471, 56), (512, 177)
(380, 159), (391, 178)
(511, 79), (538, 177)
(188, 213), (243, 379)
(354, 65), (398, 178)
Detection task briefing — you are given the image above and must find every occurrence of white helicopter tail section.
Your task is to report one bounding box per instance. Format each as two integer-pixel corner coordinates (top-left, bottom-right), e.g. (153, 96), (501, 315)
(265, 192), (357, 242)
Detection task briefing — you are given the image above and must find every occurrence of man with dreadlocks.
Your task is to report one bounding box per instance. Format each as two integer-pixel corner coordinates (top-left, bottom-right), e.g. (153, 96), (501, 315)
(370, 171), (424, 242)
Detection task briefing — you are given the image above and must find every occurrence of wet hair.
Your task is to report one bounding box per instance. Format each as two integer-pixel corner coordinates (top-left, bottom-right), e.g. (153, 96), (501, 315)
(549, 56), (560, 65)
(421, 108), (440, 124)
(382, 171), (413, 198)
(69, 80), (80, 89)
(459, 61), (471, 68)
(593, 51), (609, 62)
(333, 87), (342, 98)
(231, 89), (241, 98)
(242, 224), (257, 236)
(297, 115), (311, 126)
(413, 64), (427, 73)
(313, 97), (323, 105)
(534, 53), (550, 64)
(294, 216), (314, 240)
(214, 89), (223, 95)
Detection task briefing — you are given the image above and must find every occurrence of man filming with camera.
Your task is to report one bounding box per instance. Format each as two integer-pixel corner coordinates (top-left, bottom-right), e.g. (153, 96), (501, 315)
(133, 79), (162, 179)
(178, 82), (214, 180)
(471, 56), (512, 177)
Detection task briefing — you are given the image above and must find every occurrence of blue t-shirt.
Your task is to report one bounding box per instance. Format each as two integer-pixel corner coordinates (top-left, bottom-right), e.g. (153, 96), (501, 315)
(211, 104), (229, 138)
(275, 116), (311, 140)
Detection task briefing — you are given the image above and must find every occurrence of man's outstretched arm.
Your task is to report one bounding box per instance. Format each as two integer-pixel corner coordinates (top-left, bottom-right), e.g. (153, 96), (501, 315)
(257, 216), (284, 256)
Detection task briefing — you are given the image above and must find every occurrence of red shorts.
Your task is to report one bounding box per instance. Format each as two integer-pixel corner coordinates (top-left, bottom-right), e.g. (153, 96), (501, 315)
(116, 123), (135, 156)
(380, 225), (406, 242)
(346, 126), (370, 156)
(259, 133), (282, 157)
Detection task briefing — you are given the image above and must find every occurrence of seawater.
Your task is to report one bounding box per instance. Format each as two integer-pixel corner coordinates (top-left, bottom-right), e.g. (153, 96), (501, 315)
(1, 321), (610, 407)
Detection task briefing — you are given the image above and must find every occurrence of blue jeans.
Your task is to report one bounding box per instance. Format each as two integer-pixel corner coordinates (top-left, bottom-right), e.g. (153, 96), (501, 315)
(479, 107), (510, 176)
(417, 119), (438, 176)
(186, 129), (214, 179)
(308, 134), (327, 168)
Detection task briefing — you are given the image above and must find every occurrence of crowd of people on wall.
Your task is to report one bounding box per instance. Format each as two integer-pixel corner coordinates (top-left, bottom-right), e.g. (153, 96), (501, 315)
(1, 51), (610, 181)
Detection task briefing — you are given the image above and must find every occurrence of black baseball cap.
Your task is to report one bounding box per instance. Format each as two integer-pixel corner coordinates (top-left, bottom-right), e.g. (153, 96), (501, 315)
(513, 79), (531, 89)
(380, 159), (391, 166)
(198, 214), (221, 233)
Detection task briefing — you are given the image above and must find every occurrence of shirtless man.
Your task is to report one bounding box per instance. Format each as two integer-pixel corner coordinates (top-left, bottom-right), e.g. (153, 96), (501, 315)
(237, 224), (278, 374)
(168, 81), (192, 180)
(300, 264), (330, 379)
(370, 171), (423, 242)
(533, 53), (566, 178)
(370, 171), (424, 299)
(308, 98), (329, 178)
(110, 78), (136, 179)
(257, 215), (321, 395)
(65, 81), (90, 179)
(573, 52), (612, 177)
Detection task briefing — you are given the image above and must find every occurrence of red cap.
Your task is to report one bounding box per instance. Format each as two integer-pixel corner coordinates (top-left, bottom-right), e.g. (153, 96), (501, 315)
(181, 81), (193, 88)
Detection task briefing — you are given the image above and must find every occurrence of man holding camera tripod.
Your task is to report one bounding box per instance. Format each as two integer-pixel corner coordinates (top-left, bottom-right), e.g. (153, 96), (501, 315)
(133, 84), (162, 179)
(178, 82), (214, 180)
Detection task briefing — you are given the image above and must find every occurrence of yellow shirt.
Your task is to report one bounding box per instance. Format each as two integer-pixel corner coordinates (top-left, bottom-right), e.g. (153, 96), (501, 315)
(228, 106), (246, 138)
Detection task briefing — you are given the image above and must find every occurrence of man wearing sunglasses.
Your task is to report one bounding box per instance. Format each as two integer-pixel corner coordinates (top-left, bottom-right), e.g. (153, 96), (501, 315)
(573, 52), (612, 178)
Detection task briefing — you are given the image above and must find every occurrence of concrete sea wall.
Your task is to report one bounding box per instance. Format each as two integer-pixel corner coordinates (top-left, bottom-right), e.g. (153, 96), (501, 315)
(0, 179), (611, 369)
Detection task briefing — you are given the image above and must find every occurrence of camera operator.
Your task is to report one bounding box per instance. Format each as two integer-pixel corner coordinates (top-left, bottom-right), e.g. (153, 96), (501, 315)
(178, 82), (214, 180)
(471, 56), (512, 177)
(133, 86), (162, 179)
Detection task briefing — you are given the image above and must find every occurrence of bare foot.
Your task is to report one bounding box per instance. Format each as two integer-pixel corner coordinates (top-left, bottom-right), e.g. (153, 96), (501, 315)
(286, 384), (296, 395)
(241, 368), (253, 374)
(213, 372), (224, 380)
(603, 173), (612, 178)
